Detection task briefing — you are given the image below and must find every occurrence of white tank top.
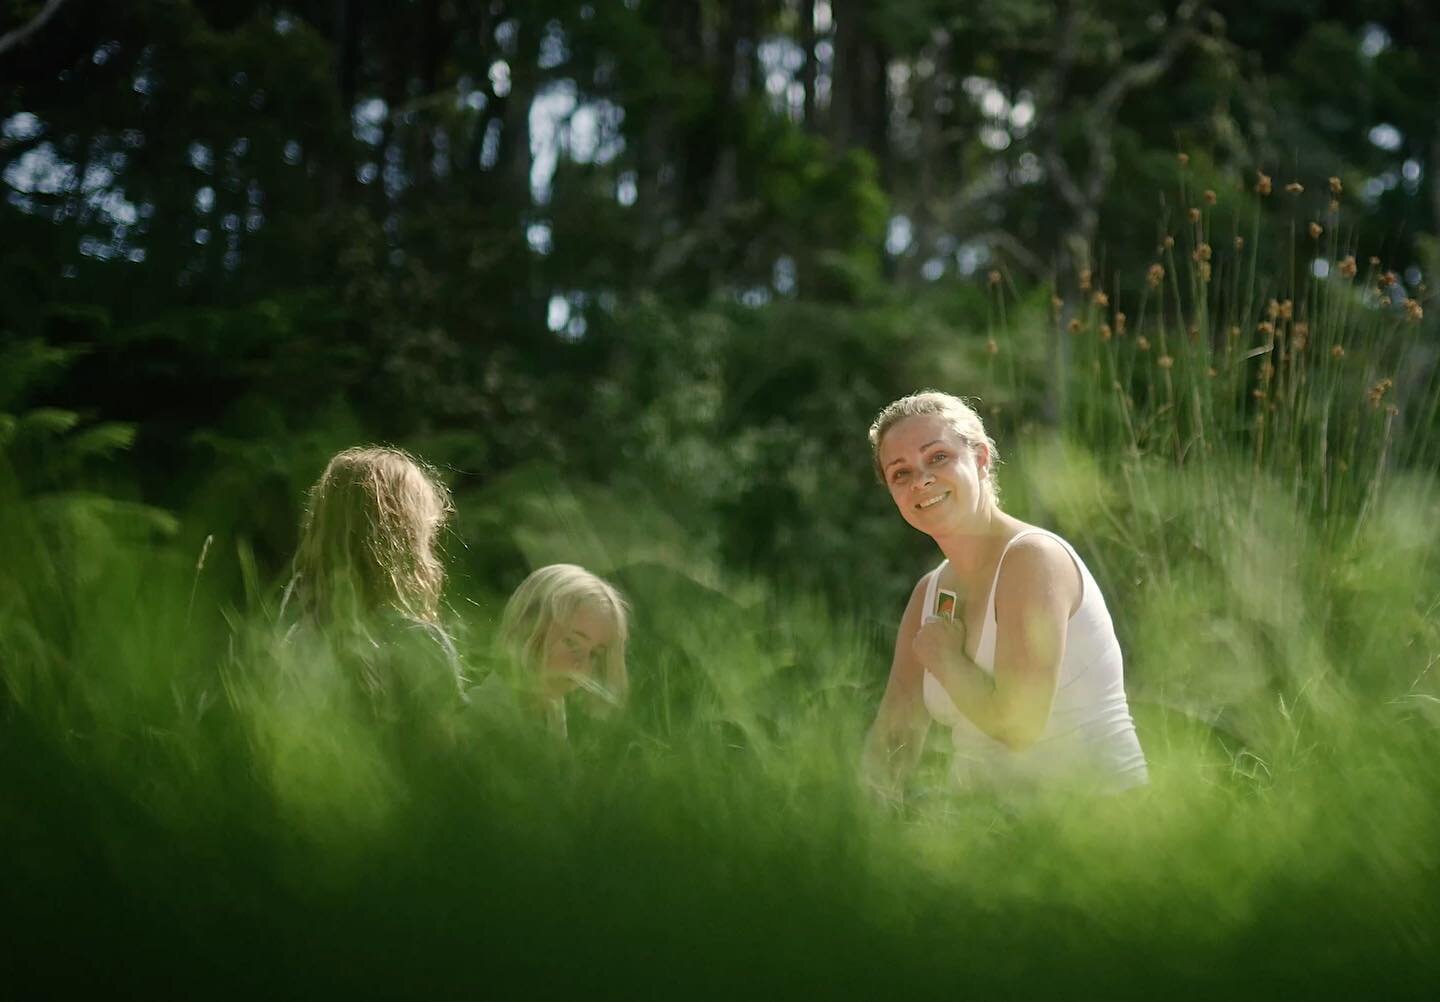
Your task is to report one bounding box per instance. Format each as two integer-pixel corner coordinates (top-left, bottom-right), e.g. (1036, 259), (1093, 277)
(920, 528), (1148, 794)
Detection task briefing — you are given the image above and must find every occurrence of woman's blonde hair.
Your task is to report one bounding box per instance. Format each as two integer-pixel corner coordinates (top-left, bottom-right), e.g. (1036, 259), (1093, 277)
(498, 563), (630, 701)
(292, 446), (453, 625)
(868, 390), (1001, 502)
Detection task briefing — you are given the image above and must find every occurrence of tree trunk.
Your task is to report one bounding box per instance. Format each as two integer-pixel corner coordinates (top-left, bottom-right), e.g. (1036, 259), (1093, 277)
(800, 0), (817, 130)
(829, 0), (858, 148)
(863, 36), (889, 181)
(0, 0), (68, 59)
(417, 0), (442, 186)
(495, 19), (534, 209)
(332, 0), (362, 205)
(1431, 133), (1440, 244)
(704, 0), (755, 220)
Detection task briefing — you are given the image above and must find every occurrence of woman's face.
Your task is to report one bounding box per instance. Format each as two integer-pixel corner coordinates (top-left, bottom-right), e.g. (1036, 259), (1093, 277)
(878, 414), (989, 535)
(540, 599), (617, 696)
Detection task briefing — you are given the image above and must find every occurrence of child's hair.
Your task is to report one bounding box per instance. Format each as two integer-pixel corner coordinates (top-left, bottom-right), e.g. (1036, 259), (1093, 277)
(498, 563), (629, 700)
(292, 446), (453, 625)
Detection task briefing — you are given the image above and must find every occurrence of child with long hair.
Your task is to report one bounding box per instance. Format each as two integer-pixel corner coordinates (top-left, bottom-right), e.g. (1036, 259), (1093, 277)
(281, 445), (463, 720)
(481, 564), (630, 739)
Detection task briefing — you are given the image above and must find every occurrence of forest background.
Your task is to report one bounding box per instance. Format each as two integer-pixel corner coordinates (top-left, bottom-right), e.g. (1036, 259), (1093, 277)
(4, 0), (1440, 996)
(6, 0), (1438, 609)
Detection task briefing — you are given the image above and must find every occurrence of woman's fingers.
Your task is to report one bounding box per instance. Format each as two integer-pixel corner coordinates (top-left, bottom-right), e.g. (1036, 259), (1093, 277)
(912, 617), (966, 666)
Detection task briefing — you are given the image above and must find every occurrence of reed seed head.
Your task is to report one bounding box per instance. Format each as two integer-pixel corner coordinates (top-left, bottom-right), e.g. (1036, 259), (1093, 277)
(1329, 176), (1343, 196)
(1285, 181), (1304, 194)
(1367, 377), (1394, 408)
(1338, 256), (1358, 279)
(1146, 263), (1165, 288)
(1308, 222), (1323, 239)
(1255, 171), (1272, 195)
(1203, 189), (1217, 205)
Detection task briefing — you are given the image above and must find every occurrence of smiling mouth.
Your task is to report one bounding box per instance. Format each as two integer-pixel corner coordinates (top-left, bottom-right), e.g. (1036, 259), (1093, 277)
(915, 491), (950, 511)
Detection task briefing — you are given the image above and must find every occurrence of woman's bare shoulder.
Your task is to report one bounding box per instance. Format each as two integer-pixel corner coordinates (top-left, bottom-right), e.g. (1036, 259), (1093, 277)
(997, 529), (1081, 609)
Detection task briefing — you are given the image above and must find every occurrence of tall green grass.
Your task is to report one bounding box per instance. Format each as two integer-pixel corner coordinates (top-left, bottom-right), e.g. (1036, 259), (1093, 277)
(4, 184), (1440, 996)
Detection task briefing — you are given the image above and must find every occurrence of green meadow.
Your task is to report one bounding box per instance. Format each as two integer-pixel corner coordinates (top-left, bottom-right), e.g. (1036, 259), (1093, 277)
(5, 191), (1439, 997)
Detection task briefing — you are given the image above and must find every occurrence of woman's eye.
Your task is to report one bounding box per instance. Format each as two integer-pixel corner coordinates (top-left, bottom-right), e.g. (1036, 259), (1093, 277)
(892, 470), (910, 484)
(930, 452), (948, 463)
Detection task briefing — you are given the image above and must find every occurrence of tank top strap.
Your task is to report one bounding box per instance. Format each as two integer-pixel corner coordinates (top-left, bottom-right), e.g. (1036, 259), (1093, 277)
(982, 527), (1083, 628)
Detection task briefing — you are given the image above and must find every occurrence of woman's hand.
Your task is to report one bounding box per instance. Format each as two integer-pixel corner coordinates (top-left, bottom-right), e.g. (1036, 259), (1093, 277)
(912, 615), (968, 671)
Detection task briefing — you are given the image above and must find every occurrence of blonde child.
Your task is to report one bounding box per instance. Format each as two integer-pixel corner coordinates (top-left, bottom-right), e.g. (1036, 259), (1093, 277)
(282, 445), (462, 719)
(483, 564), (630, 738)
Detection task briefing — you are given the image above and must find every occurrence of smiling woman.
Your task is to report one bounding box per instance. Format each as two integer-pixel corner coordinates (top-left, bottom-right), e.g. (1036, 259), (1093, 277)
(862, 391), (1147, 801)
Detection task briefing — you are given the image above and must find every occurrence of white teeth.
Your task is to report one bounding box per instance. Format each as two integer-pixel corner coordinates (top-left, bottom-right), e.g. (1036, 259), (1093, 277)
(916, 492), (948, 510)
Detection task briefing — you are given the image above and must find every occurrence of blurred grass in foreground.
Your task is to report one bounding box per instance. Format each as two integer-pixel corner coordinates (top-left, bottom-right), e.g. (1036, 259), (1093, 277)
(4, 440), (1439, 997)
(4, 184), (1440, 995)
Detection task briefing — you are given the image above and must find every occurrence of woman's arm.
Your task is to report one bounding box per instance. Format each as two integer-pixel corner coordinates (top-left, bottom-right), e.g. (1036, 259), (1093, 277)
(862, 576), (932, 793)
(917, 536), (1078, 750)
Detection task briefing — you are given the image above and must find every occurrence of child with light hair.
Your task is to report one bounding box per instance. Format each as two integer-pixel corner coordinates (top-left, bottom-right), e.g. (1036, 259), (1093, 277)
(482, 563), (630, 738)
(281, 445), (463, 718)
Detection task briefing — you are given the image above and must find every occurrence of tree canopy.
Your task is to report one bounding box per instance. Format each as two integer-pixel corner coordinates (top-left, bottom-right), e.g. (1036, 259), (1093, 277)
(3, 0), (1436, 602)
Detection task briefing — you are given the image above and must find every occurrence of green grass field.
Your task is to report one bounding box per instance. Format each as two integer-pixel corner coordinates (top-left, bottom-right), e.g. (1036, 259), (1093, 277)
(4, 199), (1440, 997)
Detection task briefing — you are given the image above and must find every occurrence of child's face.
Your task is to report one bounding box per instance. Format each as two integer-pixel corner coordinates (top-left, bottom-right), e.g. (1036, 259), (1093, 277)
(540, 599), (618, 696)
